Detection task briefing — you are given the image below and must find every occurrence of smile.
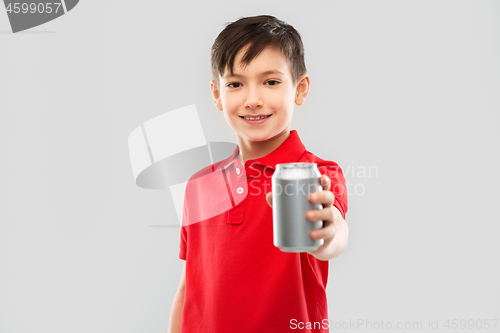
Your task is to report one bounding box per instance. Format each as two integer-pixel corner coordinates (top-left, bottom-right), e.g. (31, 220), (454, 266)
(239, 115), (272, 125)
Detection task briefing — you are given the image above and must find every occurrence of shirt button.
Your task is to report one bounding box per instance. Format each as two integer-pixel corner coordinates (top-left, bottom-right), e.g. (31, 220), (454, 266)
(236, 187), (244, 194)
(236, 167), (240, 175)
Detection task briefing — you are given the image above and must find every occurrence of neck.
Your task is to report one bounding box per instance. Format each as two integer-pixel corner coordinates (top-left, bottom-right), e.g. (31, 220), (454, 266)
(236, 129), (291, 165)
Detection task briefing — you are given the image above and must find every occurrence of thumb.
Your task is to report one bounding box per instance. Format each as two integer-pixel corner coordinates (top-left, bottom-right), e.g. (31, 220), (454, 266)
(266, 191), (273, 208)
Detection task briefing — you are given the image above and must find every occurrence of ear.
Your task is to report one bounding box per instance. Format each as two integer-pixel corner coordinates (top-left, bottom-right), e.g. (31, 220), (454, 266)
(210, 80), (223, 111)
(294, 74), (310, 106)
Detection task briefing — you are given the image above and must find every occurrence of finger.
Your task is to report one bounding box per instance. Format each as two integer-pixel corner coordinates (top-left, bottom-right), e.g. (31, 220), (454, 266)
(320, 175), (331, 191)
(266, 191), (273, 208)
(310, 224), (336, 240)
(308, 190), (335, 207)
(306, 206), (333, 222)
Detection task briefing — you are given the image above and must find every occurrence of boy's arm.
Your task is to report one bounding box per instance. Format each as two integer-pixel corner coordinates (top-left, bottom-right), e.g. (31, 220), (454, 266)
(168, 261), (186, 333)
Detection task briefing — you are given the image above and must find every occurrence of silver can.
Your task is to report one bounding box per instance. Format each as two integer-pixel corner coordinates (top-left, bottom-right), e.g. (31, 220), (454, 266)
(272, 163), (324, 252)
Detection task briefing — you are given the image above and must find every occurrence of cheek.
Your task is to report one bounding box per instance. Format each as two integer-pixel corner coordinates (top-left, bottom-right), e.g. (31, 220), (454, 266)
(268, 92), (291, 110)
(221, 94), (239, 111)
(281, 89), (296, 107)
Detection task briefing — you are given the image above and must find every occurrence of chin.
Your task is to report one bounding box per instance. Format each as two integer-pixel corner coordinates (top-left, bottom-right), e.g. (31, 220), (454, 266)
(251, 132), (279, 142)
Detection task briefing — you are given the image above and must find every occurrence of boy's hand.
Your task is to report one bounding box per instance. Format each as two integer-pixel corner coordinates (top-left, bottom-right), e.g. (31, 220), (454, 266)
(265, 174), (348, 261)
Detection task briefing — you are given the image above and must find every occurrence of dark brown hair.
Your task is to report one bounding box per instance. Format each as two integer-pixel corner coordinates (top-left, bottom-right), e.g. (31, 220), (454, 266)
(211, 15), (307, 91)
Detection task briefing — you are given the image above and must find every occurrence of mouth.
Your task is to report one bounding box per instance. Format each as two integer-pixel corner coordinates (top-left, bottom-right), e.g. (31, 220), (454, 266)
(239, 115), (272, 121)
(239, 114), (272, 125)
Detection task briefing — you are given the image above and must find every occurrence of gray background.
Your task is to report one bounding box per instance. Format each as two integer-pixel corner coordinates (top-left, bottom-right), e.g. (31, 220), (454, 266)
(1, 0), (499, 332)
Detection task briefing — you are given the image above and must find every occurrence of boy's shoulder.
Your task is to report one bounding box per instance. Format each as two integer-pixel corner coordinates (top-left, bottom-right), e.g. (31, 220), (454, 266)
(300, 149), (343, 174)
(301, 149), (348, 218)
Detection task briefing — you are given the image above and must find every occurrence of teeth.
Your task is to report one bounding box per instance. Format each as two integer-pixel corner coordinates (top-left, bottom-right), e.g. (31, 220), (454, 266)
(244, 115), (269, 120)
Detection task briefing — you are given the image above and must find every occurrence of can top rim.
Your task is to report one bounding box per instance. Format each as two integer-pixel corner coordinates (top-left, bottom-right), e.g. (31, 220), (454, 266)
(276, 163), (317, 169)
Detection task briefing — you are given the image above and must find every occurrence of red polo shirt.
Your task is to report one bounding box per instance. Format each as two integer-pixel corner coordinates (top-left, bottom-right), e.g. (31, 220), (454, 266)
(179, 130), (348, 333)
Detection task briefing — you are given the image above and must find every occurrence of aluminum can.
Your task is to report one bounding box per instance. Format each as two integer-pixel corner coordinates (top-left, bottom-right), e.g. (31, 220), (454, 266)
(272, 163), (324, 252)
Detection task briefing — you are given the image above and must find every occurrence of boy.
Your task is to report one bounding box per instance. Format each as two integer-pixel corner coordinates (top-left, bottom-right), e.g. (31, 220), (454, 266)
(168, 15), (349, 333)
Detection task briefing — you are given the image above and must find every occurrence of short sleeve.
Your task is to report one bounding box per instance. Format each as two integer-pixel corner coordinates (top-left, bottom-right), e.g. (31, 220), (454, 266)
(318, 163), (348, 220)
(179, 185), (189, 261)
(179, 227), (187, 260)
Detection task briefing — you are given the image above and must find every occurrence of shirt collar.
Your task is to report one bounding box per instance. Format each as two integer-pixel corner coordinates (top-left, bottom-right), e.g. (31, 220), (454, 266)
(217, 130), (306, 171)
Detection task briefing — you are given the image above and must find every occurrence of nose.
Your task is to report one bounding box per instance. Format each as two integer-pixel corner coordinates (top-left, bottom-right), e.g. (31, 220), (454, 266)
(244, 87), (263, 109)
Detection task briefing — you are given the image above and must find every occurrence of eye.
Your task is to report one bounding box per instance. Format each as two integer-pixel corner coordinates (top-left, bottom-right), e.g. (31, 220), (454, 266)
(266, 80), (280, 86)
(226, 82), (241, 88)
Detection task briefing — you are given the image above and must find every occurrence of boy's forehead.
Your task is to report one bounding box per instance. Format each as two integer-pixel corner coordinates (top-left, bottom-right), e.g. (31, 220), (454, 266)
(221, 46), (291, 79)
(222, 69), (285, 79)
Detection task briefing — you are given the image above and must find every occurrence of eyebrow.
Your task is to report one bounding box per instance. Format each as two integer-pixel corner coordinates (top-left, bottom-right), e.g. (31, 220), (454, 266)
(223, 69), (285, 79)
